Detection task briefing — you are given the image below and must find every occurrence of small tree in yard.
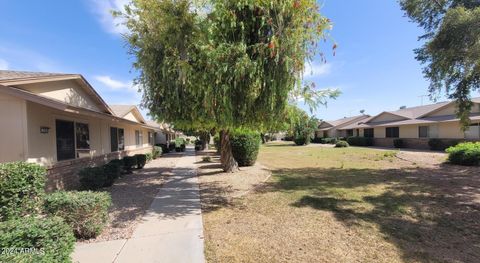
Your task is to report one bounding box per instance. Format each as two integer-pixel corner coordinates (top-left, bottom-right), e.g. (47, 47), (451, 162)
(120, 0), (336, 172)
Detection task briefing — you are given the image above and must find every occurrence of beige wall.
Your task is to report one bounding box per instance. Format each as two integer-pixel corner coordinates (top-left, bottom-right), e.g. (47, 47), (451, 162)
(370, 113), (407, 123)
(19, 80), (102, 112)
(428, 103), (480, 117)
(0, 93), (28, 162)
(437, 122), (464, 139)
(24, 101), (154, 166)
(399, 125), (418, 138)
(374, 127), (386, 138)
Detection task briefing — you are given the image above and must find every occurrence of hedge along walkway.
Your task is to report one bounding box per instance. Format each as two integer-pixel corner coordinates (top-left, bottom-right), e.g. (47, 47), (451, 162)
(73, 147), (205, 263)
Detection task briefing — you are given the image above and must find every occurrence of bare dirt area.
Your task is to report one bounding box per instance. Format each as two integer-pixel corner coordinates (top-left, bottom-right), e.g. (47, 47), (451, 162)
(201, 142), (480, 263)
(196, 150), (271, 212)
(79, 153), (181, 243)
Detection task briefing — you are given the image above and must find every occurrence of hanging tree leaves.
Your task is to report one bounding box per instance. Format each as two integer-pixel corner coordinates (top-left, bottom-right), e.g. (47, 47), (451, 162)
(119, 0), (335, 171)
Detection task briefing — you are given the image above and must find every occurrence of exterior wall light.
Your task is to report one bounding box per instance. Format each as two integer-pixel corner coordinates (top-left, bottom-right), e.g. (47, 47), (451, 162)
(40, 126), (50, 134)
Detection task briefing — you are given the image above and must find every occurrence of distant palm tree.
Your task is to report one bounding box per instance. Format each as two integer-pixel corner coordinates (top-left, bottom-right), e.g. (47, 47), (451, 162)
(360, 109), (365, 115)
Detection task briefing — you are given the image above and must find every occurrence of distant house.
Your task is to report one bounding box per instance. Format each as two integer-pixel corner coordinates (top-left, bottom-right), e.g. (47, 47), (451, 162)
(0, 70), (174, 190)
(316, 115), (371, 138)
(338, 98), (480, 149)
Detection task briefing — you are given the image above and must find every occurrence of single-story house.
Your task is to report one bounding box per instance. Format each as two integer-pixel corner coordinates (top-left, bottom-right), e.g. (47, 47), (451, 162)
(0, 70), (172, 190)
(337, 98), (480, 149)
(147, 121), (178, 144)
(316, 115), (371, 138)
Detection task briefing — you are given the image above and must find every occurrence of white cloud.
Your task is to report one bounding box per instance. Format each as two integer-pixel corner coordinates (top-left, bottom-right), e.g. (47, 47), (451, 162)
(304, 63), (332, 78)
(0, 59), (9, 70)
(95, 75), (134, 91)
(89, 0), (130, 35)
(0, 44), (63, 72)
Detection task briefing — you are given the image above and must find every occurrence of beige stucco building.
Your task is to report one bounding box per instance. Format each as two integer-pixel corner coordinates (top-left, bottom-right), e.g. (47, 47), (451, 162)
(316, 115), (371, 138)
(0, 70), (174, 190)
(335, 99), (480, 149)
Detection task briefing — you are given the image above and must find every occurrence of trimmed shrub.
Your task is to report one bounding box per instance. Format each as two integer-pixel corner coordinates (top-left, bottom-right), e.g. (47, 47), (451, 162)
(0, 216), (75, 262)
(146, 153), (153, 162)
(122, 156), (137, 173)
(428, 138), (460, 151)
(168, 141), (176, 152)
(393, 139), (404, 148)
(446, 142), (480, 166)
(152, 146), (162, 159)
(135, 154), (147, 169)
(335, 141), (349, 148)
(195, 140), (204, 151)
(347, 137), (373, 146)
(156, 144), (169, 154)
(230, 130), (261, 166)
(44, 191), (112, 239)
(294, 136), (307, 146)
(321, 137), (338, 144)
(311, 137), (323, 144)
(79, 167), (106, 191)
(0, 162), (46, 221)
(103, 163), (121, 187)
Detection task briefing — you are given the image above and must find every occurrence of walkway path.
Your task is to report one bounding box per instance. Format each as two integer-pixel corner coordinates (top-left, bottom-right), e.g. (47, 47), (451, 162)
(73, 148), (205, 263)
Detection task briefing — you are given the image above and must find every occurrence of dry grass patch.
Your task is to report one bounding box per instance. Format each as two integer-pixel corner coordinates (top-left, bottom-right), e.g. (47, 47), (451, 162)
(201, 142), (480, 262)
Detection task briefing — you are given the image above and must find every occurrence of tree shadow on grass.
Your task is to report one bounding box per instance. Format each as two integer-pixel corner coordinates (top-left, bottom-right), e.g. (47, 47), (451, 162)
(264, 165), (480, 262)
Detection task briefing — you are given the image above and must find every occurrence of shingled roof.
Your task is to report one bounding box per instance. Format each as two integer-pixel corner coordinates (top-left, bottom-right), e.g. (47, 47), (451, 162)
(0, 70), (74, 81)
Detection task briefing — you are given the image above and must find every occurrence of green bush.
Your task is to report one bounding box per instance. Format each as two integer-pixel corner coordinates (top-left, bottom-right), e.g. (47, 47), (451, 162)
(428, 138), (460, 151)
(122, 156), (137, 172)
(135, 154), (147, 169)
(44, 191), (111, 239)
(0, 216), (75, 263)
(0, 162), (46, 221)
(446, 142), (480, 166)
(156, 143), (169, 154)
(103, 163), (121, 187)
(230, 130), (261, 166)
(311, 137), (323, 144)
(168, 141), (176, 152)
(294, 136), (307, 146)
(347, 137), (373, 146)
(146, 153), (153, 162)
(321, 137), (338, 144)
(335, 141), (349, 148)
(195, 140), (204, 151)
(79, 167), (106, 191)
(393, 139), (404, 148)
(152, 146), (162, 159)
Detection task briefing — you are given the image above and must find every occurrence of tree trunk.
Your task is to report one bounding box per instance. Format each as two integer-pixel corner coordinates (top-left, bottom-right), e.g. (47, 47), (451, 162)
(220, 129), (238, 172)
(200, 131), (209, 151)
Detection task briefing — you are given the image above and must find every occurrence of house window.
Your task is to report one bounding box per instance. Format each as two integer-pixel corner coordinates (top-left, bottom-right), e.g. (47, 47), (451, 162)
(346, 129), (354, 137)
(135, 130), (143, 147)
(419, 126), (429, 138)
(323, 131), (328, 138)
(386, 127), (399, 138)
(110, 127), (125, 152)
(465, 123), (480, 139)
(148, 132), (154, 145)
(56, 120), (90, 161)
(364, 128), (374, 138)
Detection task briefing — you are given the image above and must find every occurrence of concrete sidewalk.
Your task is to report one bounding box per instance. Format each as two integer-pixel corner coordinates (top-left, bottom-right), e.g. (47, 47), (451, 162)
(73, 148), (205, 263)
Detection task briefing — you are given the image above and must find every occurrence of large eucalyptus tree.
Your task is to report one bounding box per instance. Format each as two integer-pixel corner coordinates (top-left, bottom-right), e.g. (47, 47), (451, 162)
(119, 0), (335, 171)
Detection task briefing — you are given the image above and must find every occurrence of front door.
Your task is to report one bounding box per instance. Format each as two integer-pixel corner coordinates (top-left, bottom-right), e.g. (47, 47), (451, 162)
(56, 120), (75, 161)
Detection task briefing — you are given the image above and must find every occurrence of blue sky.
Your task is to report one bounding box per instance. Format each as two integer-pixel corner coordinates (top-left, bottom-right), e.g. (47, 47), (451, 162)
(0, 0), (459, 121)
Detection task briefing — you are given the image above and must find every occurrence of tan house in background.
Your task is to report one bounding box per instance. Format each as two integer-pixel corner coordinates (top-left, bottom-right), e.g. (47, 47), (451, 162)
(337, 98), (480, 149)
(0, 70), (173, 190)
(316, 115), (370, 138)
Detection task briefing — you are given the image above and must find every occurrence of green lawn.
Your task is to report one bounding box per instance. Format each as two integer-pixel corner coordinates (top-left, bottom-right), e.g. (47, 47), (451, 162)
(201, 142), (480, 263)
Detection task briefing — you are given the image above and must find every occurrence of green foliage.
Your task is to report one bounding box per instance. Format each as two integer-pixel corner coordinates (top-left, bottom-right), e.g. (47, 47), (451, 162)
(0, 162), (46, 221)
(44, 191), (111, 239)
(393, 139), (404, 148)
(347, 137), (373, 146)
(400, 1), (480, 127)
(0, 216), (75, 262)
(120, 0), (334, 132)
(103, 163), (121, 187)
(109, 159), (124, 168)
(135, 154), (147, 169)
(79, 167), (106, 191)
(153, 146), (162, 159)
(213, 135), (221, 152)
(294, 136), (307, 146)
(428, 138), (460, 151)
(446, 142), (480, 166)
(335, 141), (349, 148)
(230, 129), (261, 166)
(122, 156), (137, 172)
(321, 137), (338, 144)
